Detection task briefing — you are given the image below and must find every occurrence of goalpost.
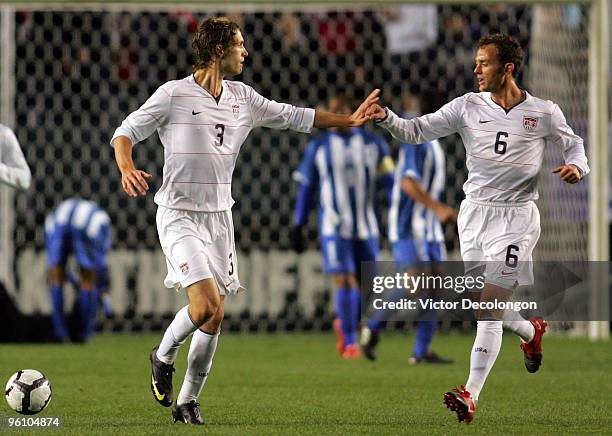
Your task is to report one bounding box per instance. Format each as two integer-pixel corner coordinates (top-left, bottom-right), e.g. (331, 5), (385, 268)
(0, 0), (608, 338)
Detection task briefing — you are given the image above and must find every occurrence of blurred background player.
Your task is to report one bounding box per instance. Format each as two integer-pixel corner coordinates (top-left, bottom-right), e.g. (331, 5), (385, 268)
(45, 198), (112, 342)
(360, 95), (456, 364)
(0, 123), (31, 191)
(292, 91), (394, 359)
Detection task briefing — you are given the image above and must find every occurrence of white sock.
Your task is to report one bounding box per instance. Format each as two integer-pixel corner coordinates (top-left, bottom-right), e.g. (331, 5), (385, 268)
(157, 306), (198, 364)
(177, 330), (219, 405)
(502, 310), (535, 343)
(465, 321), (503, 403)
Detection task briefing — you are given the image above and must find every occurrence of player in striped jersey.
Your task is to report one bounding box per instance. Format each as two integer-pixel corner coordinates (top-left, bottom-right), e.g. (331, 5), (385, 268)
(367, 34), (589, 423)
(0, 124), (31, 191)
(45, 198), (112, 343)
(292, 92), (394, 359)
(360, 104), (457, 364)
(111, 17), (380, 424)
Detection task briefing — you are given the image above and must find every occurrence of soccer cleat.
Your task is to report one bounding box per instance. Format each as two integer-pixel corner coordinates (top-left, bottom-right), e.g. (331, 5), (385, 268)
(409, 351), (454, 365)
(520, 317), (548, 373)
(150, 346), (175, 407)
(333, 318), (346, 355)
(443, 385), (476, 424)
(342, 343), (361, 359)
(172, 401), (204, 425)
(359, 326), (380, 361)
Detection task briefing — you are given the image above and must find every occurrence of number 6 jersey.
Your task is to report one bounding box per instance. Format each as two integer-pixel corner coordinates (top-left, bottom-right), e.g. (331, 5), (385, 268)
(111, 74), (315, 211)
(378, 92), (589, 203)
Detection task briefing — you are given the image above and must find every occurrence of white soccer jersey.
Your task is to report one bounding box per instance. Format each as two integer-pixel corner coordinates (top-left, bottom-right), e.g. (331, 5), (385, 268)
(379, 92), (590, 203)
(0, 124), (31, 190)
(111, 75), (315, 212)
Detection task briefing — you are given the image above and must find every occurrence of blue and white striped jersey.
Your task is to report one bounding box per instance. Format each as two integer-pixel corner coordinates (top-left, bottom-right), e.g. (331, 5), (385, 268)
(45, 198), (112, 250)
(388, 140), (446, 243)
(294, 128), (392, 239)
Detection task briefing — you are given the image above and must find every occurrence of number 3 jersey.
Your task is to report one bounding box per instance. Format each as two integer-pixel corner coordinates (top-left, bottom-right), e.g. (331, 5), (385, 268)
(111, 75), (315, 212)
(379, 91), (590, 203)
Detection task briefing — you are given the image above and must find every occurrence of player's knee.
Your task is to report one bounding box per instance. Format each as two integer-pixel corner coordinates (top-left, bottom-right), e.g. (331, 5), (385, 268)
(333, 274), (350, 288)
(189, 296), (220, 327)
(48, 267), (65, 286)
(79, 269), (96, 290)
(201, 306), (224, 334)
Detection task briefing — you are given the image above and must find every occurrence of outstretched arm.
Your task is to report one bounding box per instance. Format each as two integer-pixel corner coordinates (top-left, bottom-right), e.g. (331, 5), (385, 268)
(314, 89), (380, 128)
(367, 96), (463, 144)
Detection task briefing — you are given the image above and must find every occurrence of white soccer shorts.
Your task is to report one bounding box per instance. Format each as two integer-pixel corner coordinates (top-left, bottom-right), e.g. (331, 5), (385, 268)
(156, 206), (245, 295)
(458, 198), (540, 290)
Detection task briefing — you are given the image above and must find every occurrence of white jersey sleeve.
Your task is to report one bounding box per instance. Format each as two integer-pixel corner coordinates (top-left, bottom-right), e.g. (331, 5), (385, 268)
(547, 104), (590, 176)
(378, 95), (465, 144)
(111, 83), (172, 146)
(248, 87), (314, 133)
(0, 124), (32, 190)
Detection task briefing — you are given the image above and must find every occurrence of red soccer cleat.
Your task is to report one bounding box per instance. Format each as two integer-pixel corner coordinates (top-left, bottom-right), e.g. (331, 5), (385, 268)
(333, 318), (346, 356)
(443, 385), (476, 424)
(520, 317), (548, 373)
(342, 343), (361, 360)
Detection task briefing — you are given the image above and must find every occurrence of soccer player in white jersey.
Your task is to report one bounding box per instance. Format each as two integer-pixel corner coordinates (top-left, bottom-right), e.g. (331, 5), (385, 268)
(292, 91), (394, 359)
(366, 34), (589, 423)
(0, 124), (31, 191)
(111, 17), (379, 425)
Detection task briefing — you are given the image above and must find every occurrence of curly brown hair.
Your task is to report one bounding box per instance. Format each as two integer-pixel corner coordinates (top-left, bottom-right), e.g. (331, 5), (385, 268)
(477, 34), (524, 78)
(192, 17), (240, 71)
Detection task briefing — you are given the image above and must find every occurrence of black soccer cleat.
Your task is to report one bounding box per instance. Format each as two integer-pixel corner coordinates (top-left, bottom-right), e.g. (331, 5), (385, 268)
(150, 346), (175, 407)
(172, 401), (205, 425)
(359, 326), (380, 361)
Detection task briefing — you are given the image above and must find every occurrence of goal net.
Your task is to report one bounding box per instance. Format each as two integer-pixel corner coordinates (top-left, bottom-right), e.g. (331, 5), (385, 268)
(0, 2), (607, 336)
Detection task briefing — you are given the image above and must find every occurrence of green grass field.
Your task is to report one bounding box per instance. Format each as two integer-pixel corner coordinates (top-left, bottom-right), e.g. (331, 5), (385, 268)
(1, 332), (611, 435)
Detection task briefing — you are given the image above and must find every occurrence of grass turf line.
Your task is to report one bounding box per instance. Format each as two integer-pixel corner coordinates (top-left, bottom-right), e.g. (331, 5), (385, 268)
(1, 333), (610, 435)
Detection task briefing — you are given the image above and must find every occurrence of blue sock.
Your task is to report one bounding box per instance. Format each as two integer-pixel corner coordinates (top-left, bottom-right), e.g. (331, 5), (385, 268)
(348, 289), (361, 346)
(78, 290), (97, 341)
(367, 287), (407, 331)
(50, 285), (68, 340)
(335, 288), (352, 346)
(413, 320), (437, 358)
(87, 289), (99, 338)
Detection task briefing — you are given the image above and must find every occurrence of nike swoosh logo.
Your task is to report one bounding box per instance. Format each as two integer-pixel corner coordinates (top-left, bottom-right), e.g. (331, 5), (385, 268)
(192, 110), (203, 116)
(479, 119), (494, 124)
(501, 270), (514, 276)
(151, 375), (165, 401)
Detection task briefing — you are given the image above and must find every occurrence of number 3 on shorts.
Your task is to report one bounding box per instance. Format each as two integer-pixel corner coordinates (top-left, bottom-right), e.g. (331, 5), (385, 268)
(229, 252), (234, 276)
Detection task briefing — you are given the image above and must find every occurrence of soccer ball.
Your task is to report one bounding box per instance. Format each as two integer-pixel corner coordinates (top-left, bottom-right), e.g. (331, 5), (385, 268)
(5, 369), (52, 415)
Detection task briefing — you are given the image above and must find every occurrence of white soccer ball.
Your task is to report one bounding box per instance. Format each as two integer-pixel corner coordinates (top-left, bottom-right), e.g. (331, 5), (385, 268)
(5, 369), (52, 415)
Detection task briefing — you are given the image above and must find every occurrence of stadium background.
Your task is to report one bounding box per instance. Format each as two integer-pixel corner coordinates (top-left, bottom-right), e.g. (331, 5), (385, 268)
(0, 2), (607, 340)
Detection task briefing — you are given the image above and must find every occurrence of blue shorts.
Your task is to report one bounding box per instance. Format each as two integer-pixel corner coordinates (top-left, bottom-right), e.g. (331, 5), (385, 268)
(45, 225), (109, 272)
(321, 236), (379, 274)
(393, 239), (445, 270)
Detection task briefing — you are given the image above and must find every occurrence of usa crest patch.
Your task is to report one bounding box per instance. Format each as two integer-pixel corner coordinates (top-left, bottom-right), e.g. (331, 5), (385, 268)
(232, 104), (240, 120)
(523, 116), (538, 132)
(179, 262), (189, 274)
